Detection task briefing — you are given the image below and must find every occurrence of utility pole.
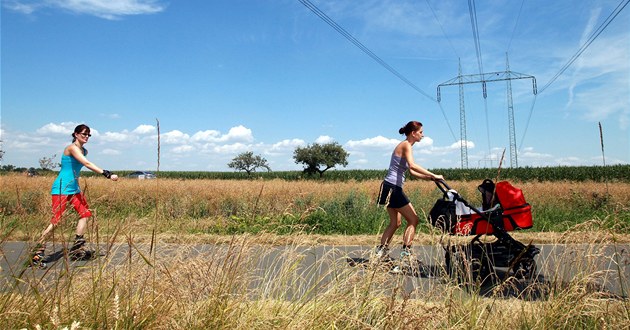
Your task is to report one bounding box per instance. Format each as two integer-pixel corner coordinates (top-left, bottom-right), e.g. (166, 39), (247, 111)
(505, 53), (518, 167)
(437, 55), (537, 168)
(458, 59), (468, 169)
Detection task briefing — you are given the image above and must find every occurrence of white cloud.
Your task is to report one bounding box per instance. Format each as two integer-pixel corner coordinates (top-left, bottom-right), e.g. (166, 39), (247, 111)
(315, 135), (334, 144)
(133, 125), (156, 134)
(2, 1), (40, 14)
(101, 148), (121, 155)
(100, 131), (130, 142)
(161, 130), (190, 144)
(100, 113), (121, 119)
(8, 134), (53, 150)
(36, 122), (77, 135)
(191, 125), (253, 143)
(267, 138), (305, 155)
(212, 143), (249, 154)
(192, 130), (221, 142)
(224, 125), (254, 143)
(416, 139), (472, 156)
(345, 135), (399, 149)
(554, 156), (583, 166)
(521, 150), (553, 159)
(172, 145), (193, 154)
(417, 136), (434, 148)
(5, 0), (168, 20)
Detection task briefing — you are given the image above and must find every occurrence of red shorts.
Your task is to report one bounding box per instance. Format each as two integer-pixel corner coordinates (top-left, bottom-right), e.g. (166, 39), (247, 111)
(51, 193), (92, 225)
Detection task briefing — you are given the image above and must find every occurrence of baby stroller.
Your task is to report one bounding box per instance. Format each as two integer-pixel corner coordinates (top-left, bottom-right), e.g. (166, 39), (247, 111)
(429, 179), (540, 283)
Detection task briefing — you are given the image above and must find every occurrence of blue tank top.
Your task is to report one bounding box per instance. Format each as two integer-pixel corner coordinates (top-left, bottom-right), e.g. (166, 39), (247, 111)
(50, 149), (85, 195)
(384, 154), (409, 187)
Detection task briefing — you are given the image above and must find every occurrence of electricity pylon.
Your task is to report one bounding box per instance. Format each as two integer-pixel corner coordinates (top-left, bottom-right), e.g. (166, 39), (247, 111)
(437, 54), (537, 168)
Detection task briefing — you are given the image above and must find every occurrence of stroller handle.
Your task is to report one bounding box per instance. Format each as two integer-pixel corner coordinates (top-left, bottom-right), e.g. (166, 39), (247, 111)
(434, 180), (486, 217)
(434, 179), (452, 194)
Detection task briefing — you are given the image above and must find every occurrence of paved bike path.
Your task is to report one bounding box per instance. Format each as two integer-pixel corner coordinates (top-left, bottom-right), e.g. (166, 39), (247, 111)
(2, 241), (628, 299)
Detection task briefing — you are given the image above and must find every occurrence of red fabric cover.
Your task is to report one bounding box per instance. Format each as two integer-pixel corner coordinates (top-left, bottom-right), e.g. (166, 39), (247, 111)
(452, 181), (533, 235)
(496, 181), (526, 209)
(453, 204), (532, 235)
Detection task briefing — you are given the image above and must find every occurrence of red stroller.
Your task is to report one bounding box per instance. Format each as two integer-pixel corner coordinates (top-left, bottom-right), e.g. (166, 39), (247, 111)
(429, 179), (540, 282)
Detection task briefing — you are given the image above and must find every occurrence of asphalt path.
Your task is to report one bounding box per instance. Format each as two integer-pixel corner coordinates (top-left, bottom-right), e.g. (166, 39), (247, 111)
(2, 241), (628, 300)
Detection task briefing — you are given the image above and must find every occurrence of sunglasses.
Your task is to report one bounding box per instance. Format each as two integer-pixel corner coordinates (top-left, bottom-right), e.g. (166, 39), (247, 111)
(78, 132), (92, 137)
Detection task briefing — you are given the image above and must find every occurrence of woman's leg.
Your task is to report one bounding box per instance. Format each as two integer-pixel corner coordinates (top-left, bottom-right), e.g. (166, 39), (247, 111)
(396, 203), (420, 246)
(36, 223), (55, 246)
(380, 207), (401, 246)
(68, 194), (92, 255)
(76, 217), (88, 236)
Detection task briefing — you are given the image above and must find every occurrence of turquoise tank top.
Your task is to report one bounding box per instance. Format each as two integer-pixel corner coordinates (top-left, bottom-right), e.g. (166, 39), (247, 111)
(50, 149), (85, 195)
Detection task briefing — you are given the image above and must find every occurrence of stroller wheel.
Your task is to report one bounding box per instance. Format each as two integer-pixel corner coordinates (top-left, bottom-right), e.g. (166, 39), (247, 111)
(513, 258), (537, 280)
(445, 246), (492, 286)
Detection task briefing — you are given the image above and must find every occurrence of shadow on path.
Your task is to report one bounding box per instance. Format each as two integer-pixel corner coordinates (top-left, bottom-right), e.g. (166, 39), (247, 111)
(346, 257), (626, 301)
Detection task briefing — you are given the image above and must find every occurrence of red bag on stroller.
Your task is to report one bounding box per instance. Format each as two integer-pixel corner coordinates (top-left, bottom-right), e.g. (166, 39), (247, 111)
(430, 180), (533, 235)
(429, 180), (539, 281)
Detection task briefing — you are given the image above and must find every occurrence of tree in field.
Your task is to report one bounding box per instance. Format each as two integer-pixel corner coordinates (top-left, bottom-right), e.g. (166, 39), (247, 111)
(293, 142), (349, 178)
(228, 151), (271, 175)
(39, 154), (59, 171)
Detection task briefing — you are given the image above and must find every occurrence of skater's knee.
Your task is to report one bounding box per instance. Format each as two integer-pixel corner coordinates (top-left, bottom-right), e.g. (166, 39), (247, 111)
(405, 215), (420, 226)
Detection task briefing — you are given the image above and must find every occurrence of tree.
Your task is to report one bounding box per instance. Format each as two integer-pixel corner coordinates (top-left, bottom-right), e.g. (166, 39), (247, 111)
(293, 142), (349, 178)
(0, 140), (4, 162)
(228, 151), (271, 175)
(39, 154), (59, 171)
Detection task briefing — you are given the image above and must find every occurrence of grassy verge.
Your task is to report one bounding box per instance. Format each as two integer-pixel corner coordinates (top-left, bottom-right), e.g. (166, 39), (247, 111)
(1, 174), (629, 328)
(2, 228), (629, 329)
(1, 175), (629, 241)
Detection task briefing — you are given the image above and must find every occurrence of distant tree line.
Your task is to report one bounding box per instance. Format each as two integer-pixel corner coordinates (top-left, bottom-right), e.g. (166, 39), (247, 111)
(1, 140), (628, 182)
(228, 142), (349, 178)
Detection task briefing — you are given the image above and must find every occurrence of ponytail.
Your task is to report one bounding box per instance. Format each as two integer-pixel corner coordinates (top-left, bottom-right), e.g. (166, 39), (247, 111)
(399, 121), (422, 136)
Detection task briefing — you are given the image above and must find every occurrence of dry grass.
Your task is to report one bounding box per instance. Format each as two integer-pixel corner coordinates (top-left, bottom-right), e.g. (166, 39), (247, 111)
(1, 174), (630, 245)
(2, 231), (629, 329)
(1, 173), (629, 327)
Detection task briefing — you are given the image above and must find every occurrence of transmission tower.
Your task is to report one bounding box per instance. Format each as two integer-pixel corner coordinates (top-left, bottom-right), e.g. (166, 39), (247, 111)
(437, 54), (537, 168)
(457, 60), (468, 169)
(505, 54), (518, 167)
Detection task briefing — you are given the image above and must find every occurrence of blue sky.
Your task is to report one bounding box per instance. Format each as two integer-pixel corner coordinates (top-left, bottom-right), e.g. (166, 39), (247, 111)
(2, 0), (629, 172)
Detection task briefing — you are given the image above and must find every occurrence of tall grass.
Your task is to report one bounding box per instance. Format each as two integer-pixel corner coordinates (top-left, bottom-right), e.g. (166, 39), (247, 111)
(1, 175), (629, 241)
(1, 173), (629, 329)
(1, 224), (629, 329)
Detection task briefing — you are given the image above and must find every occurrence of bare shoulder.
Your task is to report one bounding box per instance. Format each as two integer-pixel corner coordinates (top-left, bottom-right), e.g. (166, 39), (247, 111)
(399, 140), (412, 152)
(64, 144), (77, 156)
(66, 144), (87, 156)
(393, 140), (410, 157)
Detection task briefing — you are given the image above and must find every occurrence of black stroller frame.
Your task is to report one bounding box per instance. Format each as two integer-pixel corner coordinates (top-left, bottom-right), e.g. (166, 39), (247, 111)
(432, 180), (540, 283)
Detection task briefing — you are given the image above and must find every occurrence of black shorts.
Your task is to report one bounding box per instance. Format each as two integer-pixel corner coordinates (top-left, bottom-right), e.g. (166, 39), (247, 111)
(377, 181), (410, 209)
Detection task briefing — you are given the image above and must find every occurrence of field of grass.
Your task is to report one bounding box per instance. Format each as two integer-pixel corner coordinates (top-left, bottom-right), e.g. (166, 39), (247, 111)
(1, 174), (629, 242)
(1, 174), (629, 329)
(2, 231), (629, 328)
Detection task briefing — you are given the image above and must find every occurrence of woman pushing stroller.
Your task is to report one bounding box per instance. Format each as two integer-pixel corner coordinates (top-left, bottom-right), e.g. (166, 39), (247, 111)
(375, 121), (443, 272)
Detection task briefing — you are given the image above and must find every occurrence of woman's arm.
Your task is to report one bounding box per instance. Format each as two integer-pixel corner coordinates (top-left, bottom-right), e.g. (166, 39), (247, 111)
(68, 145), (118, 180)
(401, 142), (444, 181)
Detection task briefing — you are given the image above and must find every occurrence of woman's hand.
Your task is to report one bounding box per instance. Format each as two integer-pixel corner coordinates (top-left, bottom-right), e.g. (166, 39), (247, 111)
(110, 174), (119, 181)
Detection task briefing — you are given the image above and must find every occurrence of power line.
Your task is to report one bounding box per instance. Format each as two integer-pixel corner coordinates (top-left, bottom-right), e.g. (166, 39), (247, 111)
(468, 0), (484, 74)
(539, 0), (630, 93)
(519, 0), (629, 152)
(425, 0), (460, 58)
(506, 0), (525, 53)
(298, 0), (437, 102)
